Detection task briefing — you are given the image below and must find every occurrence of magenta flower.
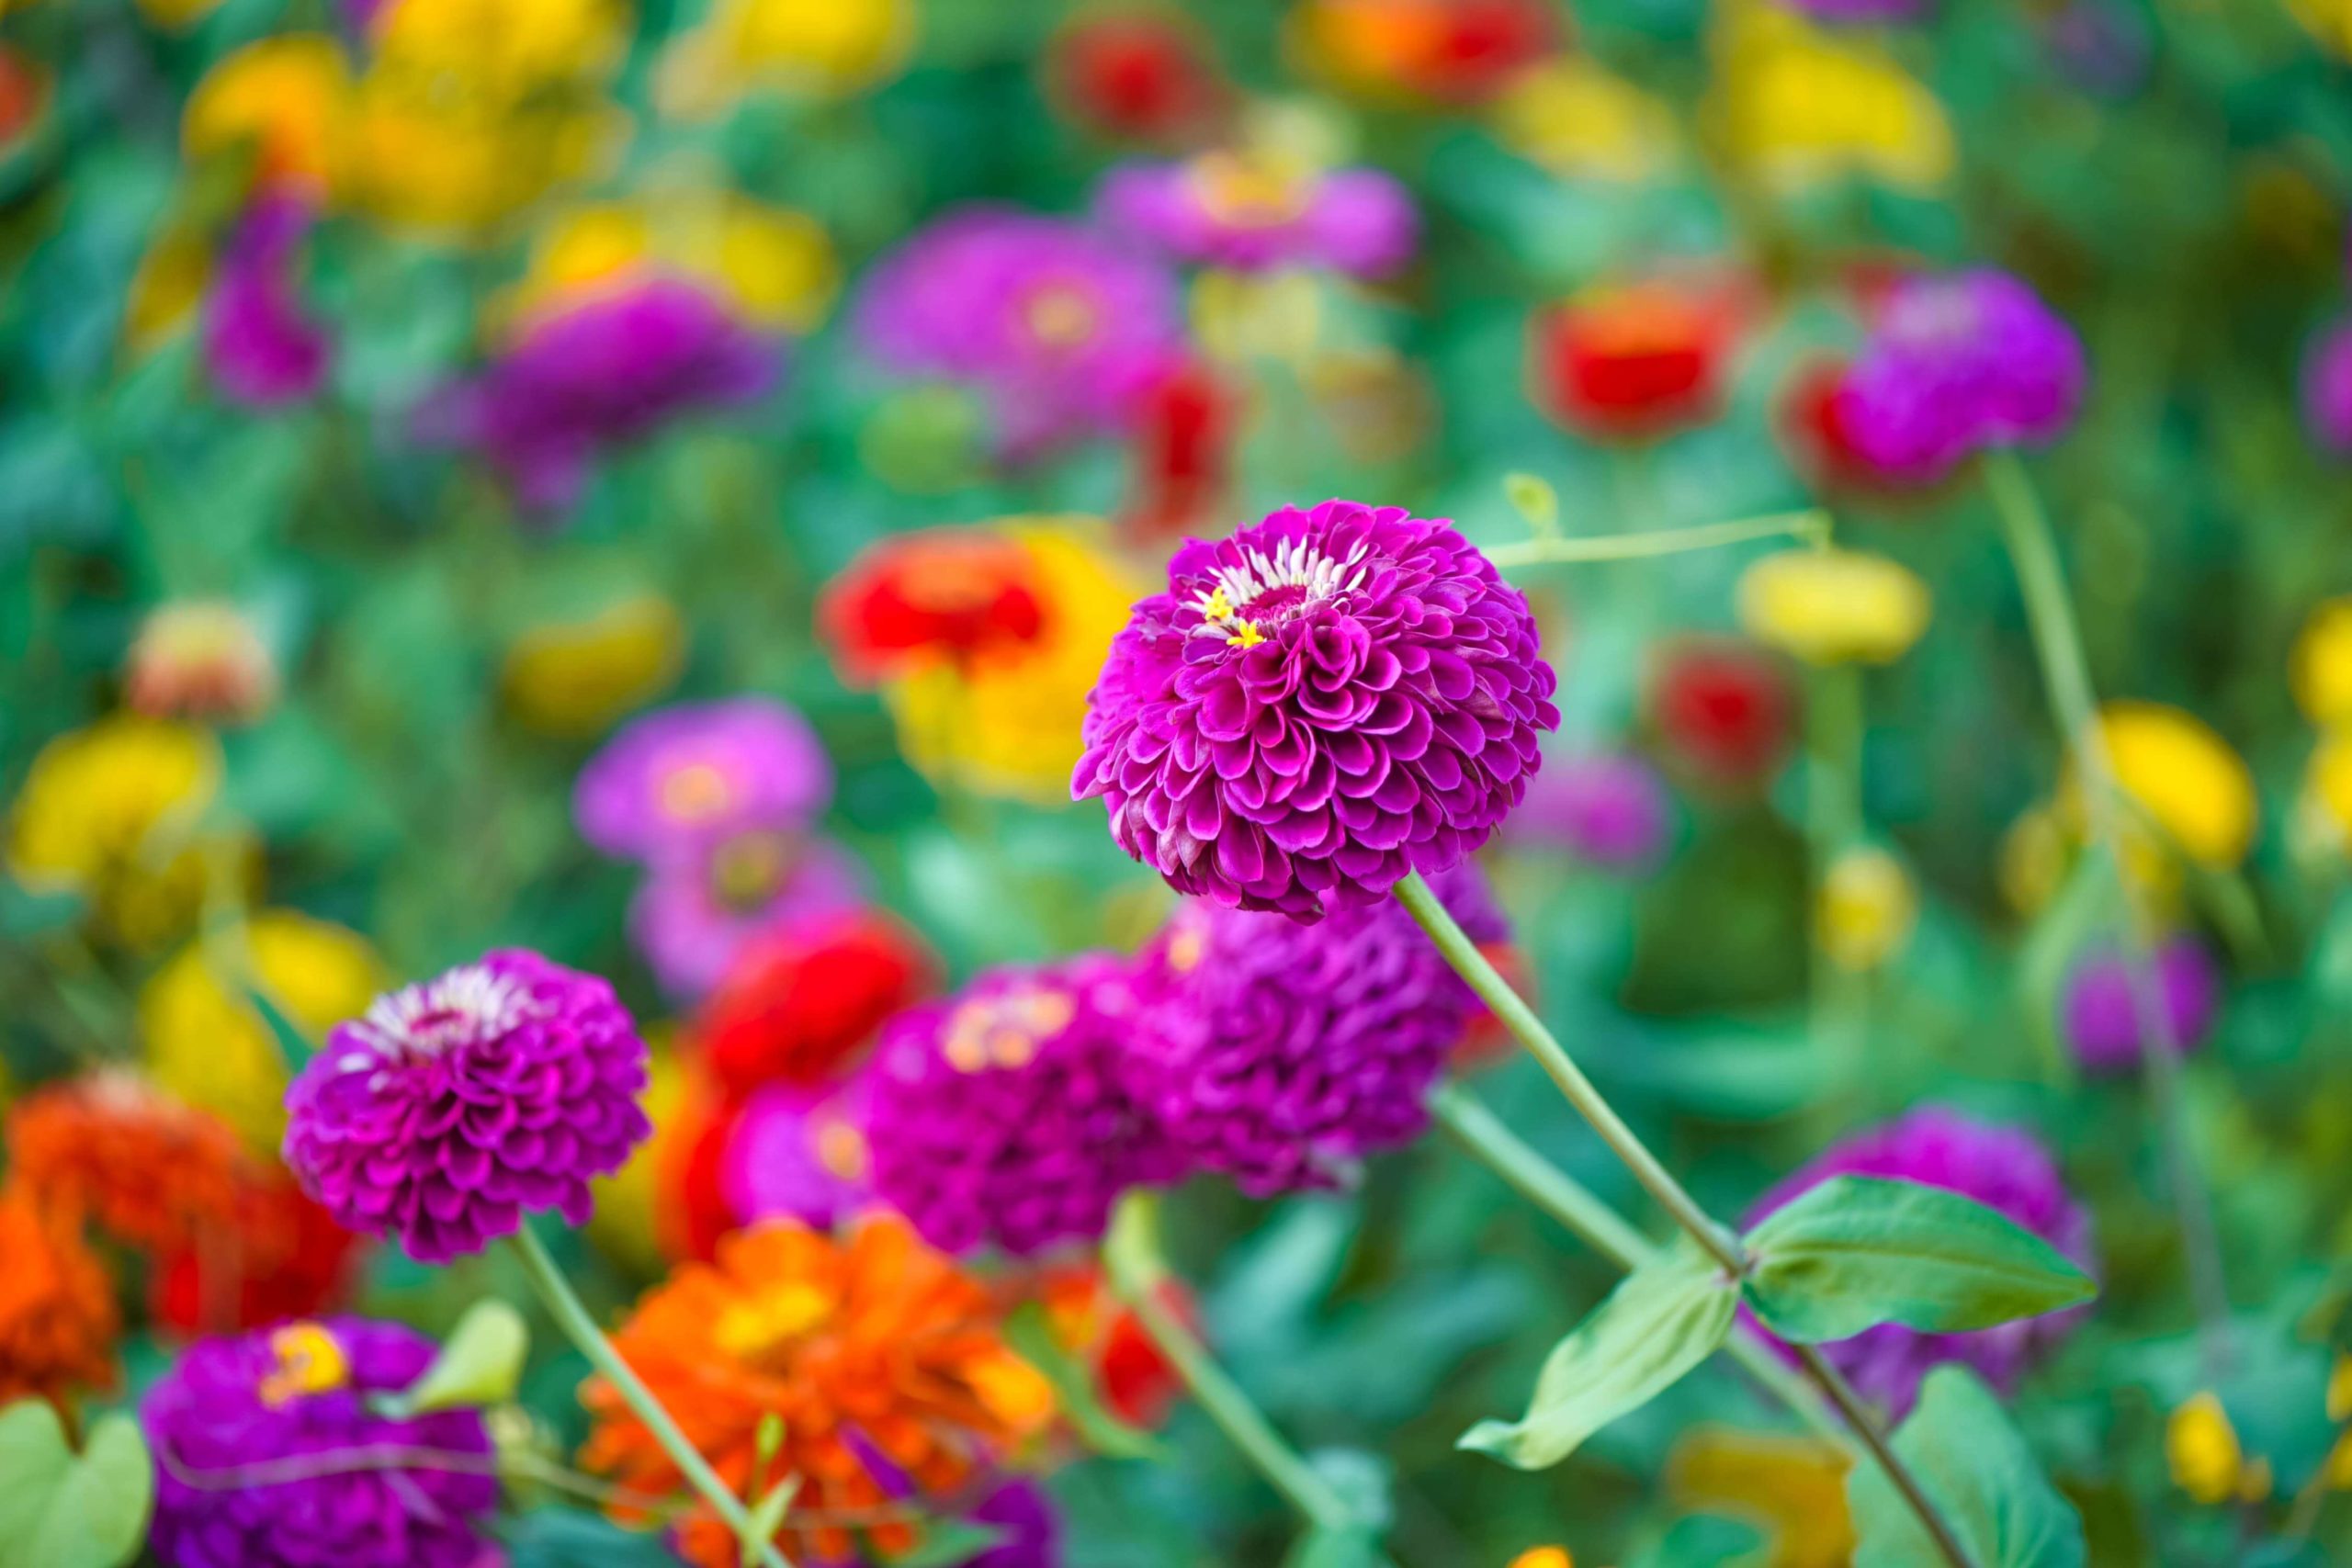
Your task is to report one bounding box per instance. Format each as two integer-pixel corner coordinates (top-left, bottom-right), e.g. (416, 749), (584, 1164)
(722, 1076), (874, 1230)
(864, 955), (1182, 1256)
(422, 278), (777, 513)
(1510, 750), (1673, 870)
(142, 1317), (499, 1568)
(851, 206), (1184, 458)
(574, 697), (834, 863)
(628, 833), (865, 999)
(1127, 863), (1501, 1195)
(1074, 498), (1559, 920)
(1742, 1107), (2093, 1415)
(283, 950), (653, 1262)
(1835, 270), (2086, 484)
(2062, 938), (2220, 1075)
(2303, 320), (2352, 457)
(1097, 154), (1418, 277)
(203, 197), (331, 408)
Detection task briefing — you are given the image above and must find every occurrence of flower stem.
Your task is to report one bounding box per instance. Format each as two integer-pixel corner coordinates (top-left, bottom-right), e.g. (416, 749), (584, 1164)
(1103, 1193), (1359, 1537)
(1982, 447), (2233, 1371)
(507, 1225), (795, 1568)
(1487, 508), (1831, 569)
(1396, 874), (1976, 1568)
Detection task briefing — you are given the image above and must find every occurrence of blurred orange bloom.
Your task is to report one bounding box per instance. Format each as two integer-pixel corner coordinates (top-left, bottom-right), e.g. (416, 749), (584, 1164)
(0, 1186), (119, 1407)
(1035, 1262), (1187, 1428)
(582, 1214), (1056, 1565)
(6, 1070), (250, 1254)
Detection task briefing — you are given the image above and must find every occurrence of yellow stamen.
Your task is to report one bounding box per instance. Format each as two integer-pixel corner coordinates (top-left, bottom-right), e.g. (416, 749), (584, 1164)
(259, 1322), (350, 1406)
(1227, 620), (1265, 649)
(1202, 586), (1233, 622)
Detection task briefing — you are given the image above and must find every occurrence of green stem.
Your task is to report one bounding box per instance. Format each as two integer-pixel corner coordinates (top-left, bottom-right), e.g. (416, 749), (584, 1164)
(1396, 874), (1976, 1568)
(507, 1226), (795, 1568)
(1486, 509), (1831, 569)
(1103, 1194), (1358, 1537)
(1982, 448), (2233, 1371)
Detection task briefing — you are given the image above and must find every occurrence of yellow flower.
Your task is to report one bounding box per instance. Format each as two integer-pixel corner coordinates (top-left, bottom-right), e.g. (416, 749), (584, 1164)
(369, 0), (626, 86)
(2081, 702), (2258, 871)
(182, 35), (351, 197)
(2291, 596), (2352, 728)
(2167, 1392), (2272, 1506)
(1668, 1427), (1854, 1568)
(502, 594), (686, 738)
(1816, 845), (1917, 973)
(586, 1038), (685, 1275)
(1491, 59), (1678, 185)
(503, 196), (839, 334)
(656, 0), (914, 118)
(1507, 1552), (1572, 1568)
(1709, 0), (1953, 193)
(141, 911), (385, 1155)
(121, 221), (214, 353)
(1736, 548), (1931, 666)
(2291, 0), (2352, 57)
(888, 521), (1145, 806)
(2301, 730), (2352, 854)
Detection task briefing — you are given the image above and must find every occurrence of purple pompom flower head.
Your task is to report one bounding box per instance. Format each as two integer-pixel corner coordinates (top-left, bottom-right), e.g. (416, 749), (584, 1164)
(204, 197), (332, 408)
(864, 954), (1182, 1257)
(1074, 498), (1559, 920)
(283, 950), (653, 1262)
(1097, 151), (1418, 277)
(142, 1316), (499, 1568)
(1510, 750), (1674, 871)
(1128, 863), (1502, 1195)
(722, 1075), (875, 1230)
(1743, 1107), (2093, 1415)
(1836, 270), (2086, 484)
(575, 697), (834, 863)
(2302, 320), (2352, 457)
(2062, 937), (2221, 1075)
(852, 206), (1184, 459)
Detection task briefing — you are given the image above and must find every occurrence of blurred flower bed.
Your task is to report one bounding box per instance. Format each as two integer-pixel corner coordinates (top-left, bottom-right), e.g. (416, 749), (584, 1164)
(6, 0), (2352, 1563)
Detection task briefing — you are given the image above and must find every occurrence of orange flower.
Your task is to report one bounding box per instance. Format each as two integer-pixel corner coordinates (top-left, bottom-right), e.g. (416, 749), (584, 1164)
(0, 1186), (119, 1406)
(582, 1215), (1056, 1565)
(6, 1071), (249, 1253)
(1035, 1262), (1187, 1427)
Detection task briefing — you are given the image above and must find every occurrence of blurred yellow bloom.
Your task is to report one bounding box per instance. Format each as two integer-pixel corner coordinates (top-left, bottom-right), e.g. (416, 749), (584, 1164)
(1816, 844), (1917, 973)
(586, 1039), (685, 1275)
(121, 221), (214, 353)
(1491, 59), (1678, 185)
(888, 522), (1145, 806)
(182, 35), (351, 197)
(1998, 804), (2068, 918)
(141, 911), (385, 1156)
(1736, 548), (1931, 666)
(369, 0), (627, 85)
(2290, 596), (2352, 728)
(1507, 1551), (1572, 1568)
(2301, 730), (2352, 853)
(502, 593), (687, 738)
(2291, 0), (2352, 57)
(1710, 0), (1953, 193)
(2080, 702), (2258, 871)
(504, 197), (839, 333)
(1668, 1427), (1854, 1568)
(2167, 1392), (2271, 1506)
(657, 0), (914, 118)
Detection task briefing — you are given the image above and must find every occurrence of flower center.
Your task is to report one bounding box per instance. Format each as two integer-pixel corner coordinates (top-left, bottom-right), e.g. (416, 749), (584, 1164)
(657, 759), (739, 824)
(713, 1283), (832, 1362)
(941, 986), (1075, 1073)
(258, 1322), (350, 1406)
(1189, 150), (1313, 228)
(1022, 281), (1102, 350)
(1189, 536), (1372, 642)
(351, 964), (530, 1060)
(812, 1115), (869, 1181)
(709, 829), (799, 911)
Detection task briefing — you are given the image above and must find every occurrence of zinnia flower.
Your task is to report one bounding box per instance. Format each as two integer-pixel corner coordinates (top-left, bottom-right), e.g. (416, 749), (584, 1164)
(1736, 547), (1932, 666)
(142, 1317), (500, 1568)
(1650, 637), (1794, 786)
(1073, 498), (1559, 919)
(1290, 0), (1560, 108)
(1778, 357), (1947, 498)
(655, 0), (914, 117)
(581, 1215), (1056, 1566)
(2291, 595), (2352, 727)
(820, 529), (1052, 684)
(1097, 150), (1418, 277)
(1742, 1107), (2091, 1414)
(1034, 1263), (1186, 1427)
(180, 34), (349, 198)
(865, 955), (1182, 1256)
(1709, 1), (1954, 192)
(852, 207), (1184, 459)
(501, 593), (686, 738)
(693, 908), (933, 1095)
(202, 197), (332, 407)
(124, 601), (280, 725)
(722, 1075), (876, 1233)
(1510, 750), (1674, 870)
(1491, 59), (1679, 185)
(0, 1186), (118, 1407)
(2062, 938), (2221, 1075)
(2303, 320), (2352, 458)
(150, 1171), (363, 1337)
(1527, 277), (1745, 442)
(2081, 701), (2258, 871)
(6, 1070), (248, 1254)
(503, 196), (842, 336)
(575, 697), (833, 863)
(629, 834), (865, 1000)
(282, 950), (653, 1262)
(1125, 864), (1502, 1194)
(1045, 9), (1229, 144)
(1815, 845), (1917, 972)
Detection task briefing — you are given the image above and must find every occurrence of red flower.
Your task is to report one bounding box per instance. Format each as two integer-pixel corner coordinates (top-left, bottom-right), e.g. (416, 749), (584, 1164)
(1124, 358), (1237, 540)
(1036, 1264), (1189, 1427)
(1295, 0), (1557, 109)
(1652, 638), (1793, 785)
(1778, 356), (1947, 502)
(691, 909), (933, 1098)
(1401, 0), (1556, 105)
(819, 531), (1050, 684)
(1046, 9), (1229, 144)
(657, 1075), (745, 1263)
(149, 1170), (362, 1337)
(1529, 278), (1745, 443)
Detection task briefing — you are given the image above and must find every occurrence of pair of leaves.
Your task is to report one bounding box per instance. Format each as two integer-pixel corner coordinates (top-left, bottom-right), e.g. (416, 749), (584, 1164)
(1848, 1367), (2086, 1568)
(0, 1402), (153, 1568)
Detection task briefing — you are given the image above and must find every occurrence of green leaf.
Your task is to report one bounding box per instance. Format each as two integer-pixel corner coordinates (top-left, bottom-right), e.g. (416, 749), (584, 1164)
(1458, 1237), (1736, 1470)
(388, 1301), (530, 1416)
(739, 1473), (799, 1568)
(1001, 1301), (1164, 1461)
(1849, 1366), (2086, 1568)
(0, 1402), (154, 1568)
(1743, 1176), (2095, 1343)
(1282, 1524), (1386, 1568)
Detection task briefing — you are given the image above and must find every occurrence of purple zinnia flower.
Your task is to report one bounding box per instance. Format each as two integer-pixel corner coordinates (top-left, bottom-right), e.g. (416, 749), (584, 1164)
(204, 197), (332, 408)
(422, 277), (777, 513)
(142, 1316), (499, 1568)
(2062, 937), (2221, 1074)
(575, 697), (834, 863)
(852, 206), (1184, 458)
(2303, 320), (2352, 457)
(1510, 750), (1673, 870)
(629, 833), (865, 999)
(864, 954), (1183, 1257)
(1742, 1107), (2093, 1415)
(283, 950), (653, 1262)
(722, 1075), (874, 1230)
(1073, 498), (1560, 920)
(1097, 154), (1418, 277)
(1127, 863), (1502, 1194)
(1835, 270), (2086, 484)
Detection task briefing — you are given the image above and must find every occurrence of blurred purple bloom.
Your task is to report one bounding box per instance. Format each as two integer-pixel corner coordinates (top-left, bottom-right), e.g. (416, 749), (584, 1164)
(1510, 750), (1673, 870)
(865, 954), (1183, 1256)
(852, 206), (1183, 458)
(629, 832), (865, 999)
(1073, 498), (1559, 920)
(1742, 1107), (2093, 1416)
(1836, 270), (2086, 484)
(2062, 937), (2220, 1074)
(203, 197), (331, 408)
(574, 697), (834, 863)
(722, 1075), (874, 1229)
(1097, 157), (1418, 277)
(956, 1478), (1063, 1568)
(143, 1317), (499, 1568)
(1128, 863), (1501, 1195)
(283, 949), (652, 1262)
(423, 278), (777, 513)
(2303, 320), (2352, 457)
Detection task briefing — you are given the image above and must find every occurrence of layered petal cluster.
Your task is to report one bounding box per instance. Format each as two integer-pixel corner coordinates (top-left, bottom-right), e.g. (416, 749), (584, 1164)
(282, 950), (653, 1261)
(6, 1070), (249, 1253)
(1074, 499), (1559, 919)
(575, 697), (834, 860)
(693, 908), (933, 1095)
(1097, 152), (1418, 276)
(0, 1186), (118, 1406)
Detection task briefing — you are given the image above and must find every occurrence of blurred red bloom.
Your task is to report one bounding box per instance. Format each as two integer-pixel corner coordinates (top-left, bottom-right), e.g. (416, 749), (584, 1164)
(1046, 9), (1229, 144)
(1652, 638), (1793, 785)
(1036, 1263), (1190, 1427)
(657, 1073), (744, 1263)
(692, 909), (933, 1097)
(0, 47), (46, 151)
(1295, 0), (1558, 108)
(1529, 278), (1745, 443)
(1779, 356), (1946, 500)
(149, 1170), (362, 1337)
(1451, 940), (1532, 1069)
(0, 1186), (117, 1408)
(1124, 358), (1237, 540)
(819, 531), (1050, 683)
(6, 1071), (249, 1254)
